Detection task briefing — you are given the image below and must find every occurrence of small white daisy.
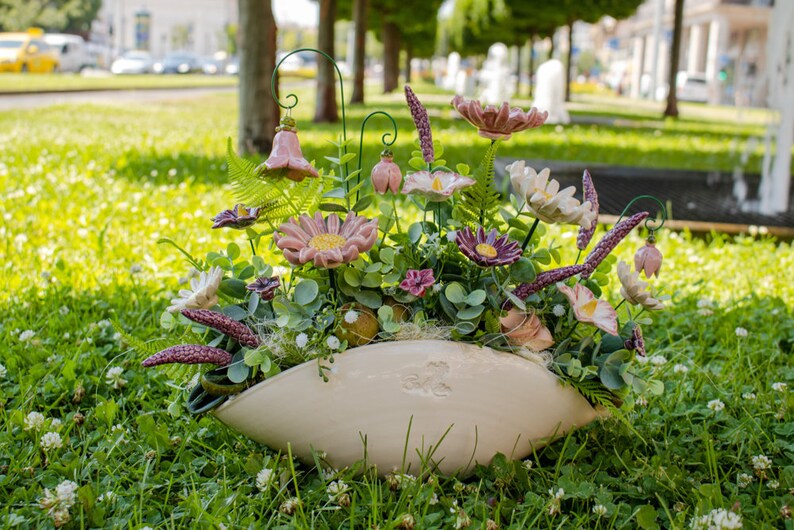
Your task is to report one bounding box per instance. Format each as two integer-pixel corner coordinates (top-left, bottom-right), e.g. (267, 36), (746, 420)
(295, 333), (309, 349)
(734, 327), (748, 338)
(344, 310), (359, 324)
(326, 480), (348, 501)
(707, 399), (725, 412)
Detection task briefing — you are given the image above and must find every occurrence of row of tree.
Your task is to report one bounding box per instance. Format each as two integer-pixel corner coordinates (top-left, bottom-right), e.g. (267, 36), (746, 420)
(0, 0), (101, 35)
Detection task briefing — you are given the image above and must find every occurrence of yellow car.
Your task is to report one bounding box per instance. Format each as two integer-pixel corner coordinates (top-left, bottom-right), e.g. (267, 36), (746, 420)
(0, 29), (60, 73)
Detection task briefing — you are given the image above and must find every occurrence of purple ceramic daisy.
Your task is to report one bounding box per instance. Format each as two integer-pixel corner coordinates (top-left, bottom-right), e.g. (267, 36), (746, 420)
(246, 276), (280, 301)
(211, 204), (261, 229)
(399, 269), (435, 298)
(455, 227), (521, 267)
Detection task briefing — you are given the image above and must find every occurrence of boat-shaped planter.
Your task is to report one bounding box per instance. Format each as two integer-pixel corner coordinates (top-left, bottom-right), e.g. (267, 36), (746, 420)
(212, 339), (603, 476)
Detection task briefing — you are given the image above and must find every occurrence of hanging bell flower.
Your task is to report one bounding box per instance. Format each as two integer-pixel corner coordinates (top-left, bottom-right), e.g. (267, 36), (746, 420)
(370, 149), (402, 194)
(634, 234), (663, 278)
(256, 116), (319, 182)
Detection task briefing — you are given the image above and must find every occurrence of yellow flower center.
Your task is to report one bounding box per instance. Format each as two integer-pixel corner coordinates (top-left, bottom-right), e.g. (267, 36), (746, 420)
(431, 176), (444, 191)
(235, 205), (248, 216)
(581, 299), (598, 317)
(475, 243), (498, 259)
(308, 234), (346, 251)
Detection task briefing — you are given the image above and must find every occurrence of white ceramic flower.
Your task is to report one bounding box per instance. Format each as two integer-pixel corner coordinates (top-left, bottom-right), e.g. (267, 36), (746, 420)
(506, 160), (595, 229)
(401, 170), (475, 202)
(617, 261), (665, 311)
(167, 266), (223, 312)
(557, 283), (618, 335)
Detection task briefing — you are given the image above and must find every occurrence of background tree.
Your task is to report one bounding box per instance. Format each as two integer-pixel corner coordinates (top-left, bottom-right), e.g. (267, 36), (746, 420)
(663, 0), (685, 118)
(349, 0), (368, 104)
(238, 0), (279, 155)
(314, 0), (339, 122)
(0, 0), (101, 34)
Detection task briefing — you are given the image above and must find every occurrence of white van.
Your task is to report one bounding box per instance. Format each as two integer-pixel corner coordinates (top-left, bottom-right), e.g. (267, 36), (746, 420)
(43, 34), (94, 72)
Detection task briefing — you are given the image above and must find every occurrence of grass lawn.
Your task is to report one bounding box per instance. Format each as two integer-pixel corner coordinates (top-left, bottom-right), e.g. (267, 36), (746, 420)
(0, 73), (238, 93)
(0, 90), (792, 528)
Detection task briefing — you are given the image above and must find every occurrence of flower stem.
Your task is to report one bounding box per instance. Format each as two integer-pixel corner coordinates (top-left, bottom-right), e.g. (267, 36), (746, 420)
(249, 239), (257, 257)
(328, 268), (337, 302)
(521, 218), (541, 252)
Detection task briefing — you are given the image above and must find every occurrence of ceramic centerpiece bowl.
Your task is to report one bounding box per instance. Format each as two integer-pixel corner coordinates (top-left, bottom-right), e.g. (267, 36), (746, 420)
(212, 339), (602, 476)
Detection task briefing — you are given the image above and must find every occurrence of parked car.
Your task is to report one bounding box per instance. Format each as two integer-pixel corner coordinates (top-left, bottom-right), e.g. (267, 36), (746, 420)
(676, 72), (708, 103)
(200, 56), (224, 75)
(225, 56), (239, 75)
(0, 29), (60, 73)
(153, 53), (201, 74)
(44, 33), (94, 72)
(110, 50), (154, 74)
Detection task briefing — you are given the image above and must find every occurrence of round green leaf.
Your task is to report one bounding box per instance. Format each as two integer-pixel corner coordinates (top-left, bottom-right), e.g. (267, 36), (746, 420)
(294, 280), (319, 305)
(445, 282), (466, 304)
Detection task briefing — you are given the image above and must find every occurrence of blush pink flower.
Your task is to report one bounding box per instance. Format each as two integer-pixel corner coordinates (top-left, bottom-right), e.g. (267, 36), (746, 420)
(401, 171), (475, 202)
(371, 150), (402, 194)
(500, 308), (554, 351)
(274, 211), (378, 269)
(451, 95), (548, 141)
(634, 240), (663, 278)
(256, 116), (319, 182)
(557, 283), (619, 336)
(399, 269), (435, 298)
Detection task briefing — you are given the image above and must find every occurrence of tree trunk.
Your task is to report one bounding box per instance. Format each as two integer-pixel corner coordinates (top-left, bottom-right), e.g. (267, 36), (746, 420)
(663, 0), (685, 118)
(527, 37), (534, 98)
(238, 0), (279, 155)
(515, 43), (522, 96)
(382, 20), (400, 93)
(565, 22), (574, 102)
(350, 0), (368, 104)
(548, 35), (554, 60)
(314, 0), (338, 123)
(404, 43), (413, 84)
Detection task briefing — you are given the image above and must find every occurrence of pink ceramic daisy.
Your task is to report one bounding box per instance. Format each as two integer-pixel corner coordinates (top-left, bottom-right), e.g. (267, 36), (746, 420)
(451, 95), (548, 141)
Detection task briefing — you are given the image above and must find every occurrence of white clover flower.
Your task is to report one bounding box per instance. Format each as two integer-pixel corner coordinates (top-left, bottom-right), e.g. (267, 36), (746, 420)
(41, 432), (63, 451)
(24, 411), (45, 431)
(319, 467), (337, 481)
(707, 399), (725, 412)
(768, 480), (779, 489)
(97, 491), (117, 504)
(256, 468), (275, 491)
(167, 266), (223, 312)
(742, 392), (756, 400)
(40, 479), (79, 525)
(523, 459), (533, 470)
(394, 473), (417, 489)
(772, 382), (787, 393)
(50, 419), (62, 430)
(549, 487), (564, 500)
(734, 327), (748, 338)
(344, 310), (359, 324)
(106, 366), (127, 389)
(429, 493), (439, 505)
(129, 264), (143, 274)
(59, 306), (70, 316)
(168, 168), (178, 177)
(0, 363), (6, 379)
(593, 504), (608, 517)
(295, 333), (309, 349)
(698, 308), (714, 316)
(19, 330), (36, 342)
(751, 454), (771, 471)
(673, 364), (689, 374)
(737, 473), (754, 488)
(552, 304), (566, 317)
(326, 336), (341, 350)
(327, 480), (349, 501)
(697, 298), (713, 308)
(635, 396), (648, 407)
(650, 355), (667, 366)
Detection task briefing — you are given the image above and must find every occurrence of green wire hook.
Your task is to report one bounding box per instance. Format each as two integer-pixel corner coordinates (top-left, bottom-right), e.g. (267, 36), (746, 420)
(617, 194), (668, 235)
(355, 111), (398, 202)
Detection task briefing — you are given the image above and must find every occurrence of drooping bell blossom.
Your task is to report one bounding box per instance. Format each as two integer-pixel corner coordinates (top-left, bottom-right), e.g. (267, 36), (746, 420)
(455, 226), (522, 267)
(576, 170), (599, 250)
(451, 95), (548, 141)
(507, 161), (595, 229)
(500, 308), (554, 351)
(274, 211), (378, 269)
(401, 170), (475, 202)
(399, 269), (435, 298)
(371, 149), (402, 194)
(634, 238), (663, 278)
(624, 324), (646, 357)
(246, 276), (280, 301)
(211, 204), (261, 229)
(617, 261), (665, 310)
(181, 309), (261, 348)
(404, 85), (434, 163)
(256, 116), (319, 182)
(167, 266), (223, 313)
(557, 283), (619, 336)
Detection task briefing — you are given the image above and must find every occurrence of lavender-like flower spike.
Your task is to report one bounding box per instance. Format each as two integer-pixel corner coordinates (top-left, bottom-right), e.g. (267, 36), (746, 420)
(581, 211), (649, 279)
(576, 170), (599, 250)
(404, 85), (434, 163)
(181, 309), (260, 348)
(509, 264), (589, 305)
(142, 344), (233, 367)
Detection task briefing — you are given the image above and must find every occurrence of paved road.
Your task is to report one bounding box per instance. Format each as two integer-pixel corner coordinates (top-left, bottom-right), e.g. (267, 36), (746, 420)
(0, 85), (236, 111)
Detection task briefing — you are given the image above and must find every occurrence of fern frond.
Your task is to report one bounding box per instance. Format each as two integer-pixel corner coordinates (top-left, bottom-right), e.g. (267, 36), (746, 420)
(112, 321), (183, 357)
(567, 378), (620, 411)
(455, 141), (502, 228)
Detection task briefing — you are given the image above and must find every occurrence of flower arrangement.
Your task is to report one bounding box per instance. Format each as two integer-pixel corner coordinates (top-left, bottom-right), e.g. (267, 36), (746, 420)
(136, 61), (668, 421)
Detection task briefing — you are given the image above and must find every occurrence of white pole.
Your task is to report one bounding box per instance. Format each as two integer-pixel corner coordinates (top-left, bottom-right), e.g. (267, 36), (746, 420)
(649, 0), (664, 100)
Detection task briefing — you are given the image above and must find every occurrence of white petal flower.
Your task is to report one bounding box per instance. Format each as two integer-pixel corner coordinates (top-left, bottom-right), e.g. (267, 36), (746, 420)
(690, 508), (743, 530)
(772, 382), (787, 392)
(41, 432), (63, 451)
(24, 411), (45, 431)
(617, 261), (665, 310)
(650, 355), (667, 365)
(344, 310), (359, 324)
(19, 330), (36, 342)
(737, 473), (753, 488)
(295, 333), (309, 348)
(167, 266), (223, 313)
(673, 364), (689, 374)
(734, 327), (748, 337)
(751, 454), (771, 471)
(593, 504), (608, 517)
(742, 392), (756, 400)
(326, 336), (340, 350)
(506, 161), (595, 228)
(256, 468), (275, 491)
(105, 366), (127, 389)
(707, 399), (725, 412)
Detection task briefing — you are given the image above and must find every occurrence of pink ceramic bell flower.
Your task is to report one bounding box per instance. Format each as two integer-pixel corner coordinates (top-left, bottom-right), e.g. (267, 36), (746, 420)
(371, 149), (402, 194)
(500, 308), (554, 351)
(557, 283), (619, 336)
(451, 95), (548, 141)
(256, 116), (320, 182)
(399, 269), (435, 298)
(634, 238), (663, 278)
(274, 211), (378, 269)
(401, 170), (475, 202)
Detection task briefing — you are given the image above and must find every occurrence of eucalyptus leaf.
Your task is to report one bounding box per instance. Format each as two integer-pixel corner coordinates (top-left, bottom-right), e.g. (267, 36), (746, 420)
(352, 196), (373, 212)
(464, 289), (487, 306)
(226, 242), (240, 261)
(294, 280), (319, 305)
(221, 305), (249, 321)
(319, 202), (348, 213)
(445, 282), (466, 305)
(353, 290), (382, 309)
(457, 305), (484, 320)
(409, 157), (426, 170)
(509, 258), (536, 283)
(227, 360), (251, 384)
(408, 222), (423, 244)
(343, 268), (361, 287)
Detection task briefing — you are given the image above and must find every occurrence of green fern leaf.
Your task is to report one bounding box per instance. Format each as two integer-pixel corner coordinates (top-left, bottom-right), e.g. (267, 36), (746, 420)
(455, 141), (502, 228)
